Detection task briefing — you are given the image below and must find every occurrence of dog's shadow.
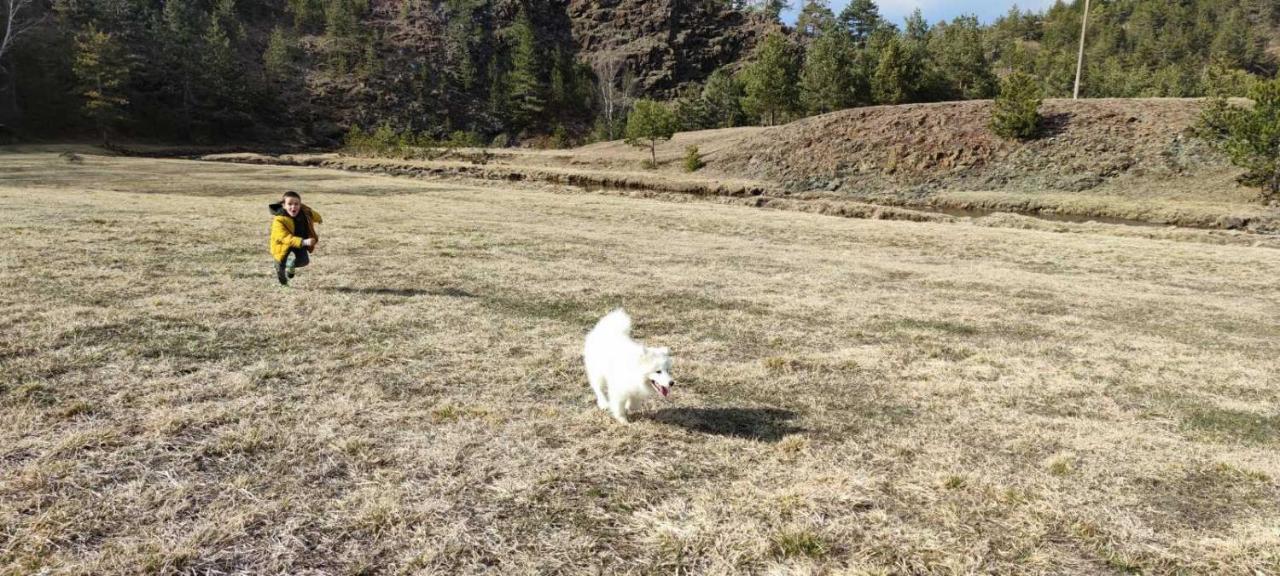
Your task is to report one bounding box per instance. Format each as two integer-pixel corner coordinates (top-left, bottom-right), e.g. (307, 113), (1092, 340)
(650, 407), (803, 443)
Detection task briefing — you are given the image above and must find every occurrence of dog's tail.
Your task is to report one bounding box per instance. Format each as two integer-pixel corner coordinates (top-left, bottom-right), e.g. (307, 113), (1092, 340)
(594, 308), (632, 336)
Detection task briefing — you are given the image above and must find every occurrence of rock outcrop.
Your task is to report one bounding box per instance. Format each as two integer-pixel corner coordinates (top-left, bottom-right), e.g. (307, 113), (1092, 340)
(567, 0), (777, 96)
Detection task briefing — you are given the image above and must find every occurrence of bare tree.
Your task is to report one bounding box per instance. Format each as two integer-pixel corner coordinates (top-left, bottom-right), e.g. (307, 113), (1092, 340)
(591, 51), (633, 141)
(0, 0), (43, 128)
(0, 0), (41, 67)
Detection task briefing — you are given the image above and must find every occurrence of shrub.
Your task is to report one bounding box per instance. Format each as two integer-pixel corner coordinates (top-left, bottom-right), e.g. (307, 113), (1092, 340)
(1199, 78), (1280, 205)
(989, 72), (1042, 140)
(446, 130), (481, 149)
(683, 145), (704, 172)
(370, 122), (399, 151)
(342, 125), (370, 154)
(551, 124), (570, 149)
(411, 132), (439, 149)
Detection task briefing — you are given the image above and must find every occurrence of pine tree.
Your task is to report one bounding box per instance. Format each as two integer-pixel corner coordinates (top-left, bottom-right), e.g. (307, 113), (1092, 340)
(989, 71), (1042, 140)
(625, 99), (677, 167)
(203, 18), (236, 101)
(739, 32), (800, 125)
(74, 25), (129, 145)
(212, 0), (244, 42)
(505, 6), (545, 132)
(264, 26), (295, 82)
(903, 8), (929, 44)
(161, 0), (203, 136)
(702, 68), (744, 128)
(673, 85), (712, 131)
(800, 23), (862, 114)
(838, 0), (883, 46)
(550, 48), (569, 117)
(325, 0), (363, 39)
(287, 0), (325, 32)
(1210, 9), (1255, 70)
(795, 0), (835, 40)
(443, 0), (484, 92)
(929, 15), (996, 99)
(872, 36), (920, 104)
(1198, 78), (1280, 204)
(760, 0), (790, 23)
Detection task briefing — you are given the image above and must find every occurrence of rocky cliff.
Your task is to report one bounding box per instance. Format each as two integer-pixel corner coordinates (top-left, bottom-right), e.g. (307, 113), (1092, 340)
(567, 0), (776, 96)
(294, 0), (771, 141)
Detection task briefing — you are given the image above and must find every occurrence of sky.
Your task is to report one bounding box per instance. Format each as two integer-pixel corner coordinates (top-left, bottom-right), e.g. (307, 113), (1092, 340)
(783, 0), (1063, 27)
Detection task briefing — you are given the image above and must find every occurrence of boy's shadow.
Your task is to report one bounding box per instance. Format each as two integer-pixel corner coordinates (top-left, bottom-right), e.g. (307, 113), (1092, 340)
(322, 286), (475, 298)
(650, 407), (803, 443)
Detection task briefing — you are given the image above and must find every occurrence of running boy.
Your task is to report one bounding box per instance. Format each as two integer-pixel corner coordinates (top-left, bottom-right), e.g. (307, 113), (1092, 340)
(268, 191), (322, 286)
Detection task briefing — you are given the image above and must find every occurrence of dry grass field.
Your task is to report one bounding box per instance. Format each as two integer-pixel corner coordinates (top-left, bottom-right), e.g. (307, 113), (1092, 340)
(2, 150), (1279, 575)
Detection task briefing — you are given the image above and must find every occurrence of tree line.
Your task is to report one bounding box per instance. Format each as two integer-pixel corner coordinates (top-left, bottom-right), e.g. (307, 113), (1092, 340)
(1, 0), (1276, 144)
(670, 0), (1277, 132)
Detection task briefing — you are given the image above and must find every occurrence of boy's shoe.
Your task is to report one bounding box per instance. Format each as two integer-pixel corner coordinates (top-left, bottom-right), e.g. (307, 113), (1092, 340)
(276, 260), (289, 286)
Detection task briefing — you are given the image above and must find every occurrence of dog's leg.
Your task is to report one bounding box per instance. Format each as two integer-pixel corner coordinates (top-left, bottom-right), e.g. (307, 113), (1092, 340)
(589, 372), (608, 409)
(610, 395), (630, 424)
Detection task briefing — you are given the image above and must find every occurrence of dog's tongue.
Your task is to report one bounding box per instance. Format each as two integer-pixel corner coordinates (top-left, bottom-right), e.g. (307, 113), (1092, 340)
(660, 386), (669, 398)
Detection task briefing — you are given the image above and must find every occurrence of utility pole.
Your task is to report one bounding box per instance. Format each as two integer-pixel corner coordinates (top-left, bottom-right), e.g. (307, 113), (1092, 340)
(1073, 0), (1090, 99)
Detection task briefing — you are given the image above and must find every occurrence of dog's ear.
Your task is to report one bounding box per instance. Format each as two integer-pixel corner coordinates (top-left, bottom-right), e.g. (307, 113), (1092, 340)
(643, 347), (669, 364)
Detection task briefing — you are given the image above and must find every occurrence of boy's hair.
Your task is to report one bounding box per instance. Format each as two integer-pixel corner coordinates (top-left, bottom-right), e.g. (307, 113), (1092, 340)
(282, 190), (301, 200)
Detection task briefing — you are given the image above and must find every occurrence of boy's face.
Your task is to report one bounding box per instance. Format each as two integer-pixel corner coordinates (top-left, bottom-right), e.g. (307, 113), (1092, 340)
(283, 196), (301, 217)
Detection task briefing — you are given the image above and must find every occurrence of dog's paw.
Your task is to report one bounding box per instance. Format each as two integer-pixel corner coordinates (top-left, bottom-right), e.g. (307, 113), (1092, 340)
(596, 399), (609, 410)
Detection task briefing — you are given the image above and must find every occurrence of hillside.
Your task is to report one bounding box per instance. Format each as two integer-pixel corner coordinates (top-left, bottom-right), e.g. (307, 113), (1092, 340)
(207, 97), (1278, 233)
(702, 98), (1280, 229)
(714, 99), (1228, 197)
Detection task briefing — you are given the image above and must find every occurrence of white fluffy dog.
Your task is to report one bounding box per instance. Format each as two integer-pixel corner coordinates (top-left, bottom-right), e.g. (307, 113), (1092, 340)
(583, 309), (675, 423)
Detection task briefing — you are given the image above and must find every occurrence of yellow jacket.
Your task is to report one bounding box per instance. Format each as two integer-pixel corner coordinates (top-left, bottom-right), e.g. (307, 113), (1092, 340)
(268, 203), (322, 262)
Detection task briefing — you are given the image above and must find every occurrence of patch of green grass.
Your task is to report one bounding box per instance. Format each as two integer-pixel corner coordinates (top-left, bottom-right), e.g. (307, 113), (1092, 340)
(479, 294), (606, 325)
(1070, 521), (1146, 574)
(55, 317), (255, 362)
(429, 403), (490, 424)
(771, 528), (831, 560)
(50, 428), (123, 457)
(431, 404), (461, 423)
(1181, 405), (1280, 444)
(943, 475), (967, 490)
(1046, 453), (1076, 476)
(9, 382), (57, 407)
(1208, 461), (1272, 484)
(59, 400), (96, 419)
(761, 355), (861, 375)
(206, 425), (271, 457)
(1133, 461), (1276, 532)
(922, 343), (975, 361)
(891, 318), (979, 336)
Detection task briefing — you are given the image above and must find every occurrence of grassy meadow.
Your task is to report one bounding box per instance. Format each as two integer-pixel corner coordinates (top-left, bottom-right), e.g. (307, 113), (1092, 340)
(1, 150), (1278, 575)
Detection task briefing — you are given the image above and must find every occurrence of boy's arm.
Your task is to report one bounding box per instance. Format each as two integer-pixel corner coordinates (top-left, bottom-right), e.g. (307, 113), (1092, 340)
(271, 218), (304, 249)
(306, 206), (323, 225)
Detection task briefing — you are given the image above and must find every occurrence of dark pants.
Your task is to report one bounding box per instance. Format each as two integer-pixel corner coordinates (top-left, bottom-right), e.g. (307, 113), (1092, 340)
(285, 247), (310, 268)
